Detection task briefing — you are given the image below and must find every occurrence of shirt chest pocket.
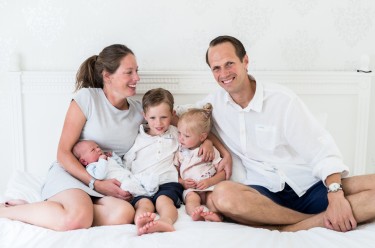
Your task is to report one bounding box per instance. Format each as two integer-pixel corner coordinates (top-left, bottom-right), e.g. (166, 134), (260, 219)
(255, 125), (278, 151)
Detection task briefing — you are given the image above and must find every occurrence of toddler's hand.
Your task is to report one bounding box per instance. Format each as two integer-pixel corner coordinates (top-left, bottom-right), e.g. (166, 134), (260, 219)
(196, 179), (210, 190)
(183, 178), (197, 189)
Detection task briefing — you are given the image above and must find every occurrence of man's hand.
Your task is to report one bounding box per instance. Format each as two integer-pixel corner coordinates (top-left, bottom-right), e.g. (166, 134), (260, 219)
(216, 154), (232, 180)
(198, 139), (215, 162)
(95, 179), (133, 202)
(323, 191), (357, 232)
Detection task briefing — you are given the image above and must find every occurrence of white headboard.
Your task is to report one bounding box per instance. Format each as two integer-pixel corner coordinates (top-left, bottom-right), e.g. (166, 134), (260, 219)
(0, 71), (372, 193)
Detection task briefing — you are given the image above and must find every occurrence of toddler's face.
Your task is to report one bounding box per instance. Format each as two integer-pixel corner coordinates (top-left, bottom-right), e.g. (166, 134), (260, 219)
(143, 102), (173, 136)
(177, 121), (203, 149)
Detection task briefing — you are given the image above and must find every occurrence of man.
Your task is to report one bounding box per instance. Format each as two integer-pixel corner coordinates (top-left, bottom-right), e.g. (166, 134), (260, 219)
(193, 35), (375, 232)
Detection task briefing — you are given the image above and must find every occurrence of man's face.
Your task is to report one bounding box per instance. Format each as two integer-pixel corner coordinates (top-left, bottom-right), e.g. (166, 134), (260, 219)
(207, 42), (249, 95)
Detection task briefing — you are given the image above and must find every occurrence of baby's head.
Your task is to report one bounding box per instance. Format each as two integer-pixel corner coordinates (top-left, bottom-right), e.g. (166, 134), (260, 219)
(177, 103), (213, 149)
(73, 140), (104, 166)
(142, 88), (175, 136)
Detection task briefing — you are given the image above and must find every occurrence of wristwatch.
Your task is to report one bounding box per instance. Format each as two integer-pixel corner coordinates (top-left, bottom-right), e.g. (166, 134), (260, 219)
(327, 182), (342, 193)
(89, 177), (96, 190)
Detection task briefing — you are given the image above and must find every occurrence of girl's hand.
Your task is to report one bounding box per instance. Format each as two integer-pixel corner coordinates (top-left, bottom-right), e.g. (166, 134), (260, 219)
(182, 178), (197, 189)
(196, 179), (211, 190)
(95, 178), (133, 202)
(198, 139), (214, 162)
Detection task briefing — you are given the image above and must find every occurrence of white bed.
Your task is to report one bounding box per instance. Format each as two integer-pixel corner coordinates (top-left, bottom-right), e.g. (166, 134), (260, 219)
(0, 70), (374, 248)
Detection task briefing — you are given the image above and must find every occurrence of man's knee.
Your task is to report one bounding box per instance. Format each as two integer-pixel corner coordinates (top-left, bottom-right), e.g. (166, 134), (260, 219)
(212, 181), (239, 210)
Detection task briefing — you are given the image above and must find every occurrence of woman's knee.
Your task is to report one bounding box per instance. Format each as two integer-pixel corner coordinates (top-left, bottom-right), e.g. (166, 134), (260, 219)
(59, 209), (93, 231)
(101, 197), (135, 225)
(48, 190), (94, 231)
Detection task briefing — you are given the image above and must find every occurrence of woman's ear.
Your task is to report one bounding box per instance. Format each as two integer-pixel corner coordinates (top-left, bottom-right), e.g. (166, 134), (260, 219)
(102, 70), (111, 84)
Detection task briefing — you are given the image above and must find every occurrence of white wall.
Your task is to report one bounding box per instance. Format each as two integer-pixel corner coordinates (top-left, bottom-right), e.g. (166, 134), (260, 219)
(0, 0), (374, 179)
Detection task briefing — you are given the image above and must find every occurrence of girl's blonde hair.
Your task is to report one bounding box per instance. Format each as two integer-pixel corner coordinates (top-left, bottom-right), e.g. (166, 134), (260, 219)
(179, 103), (213, 134)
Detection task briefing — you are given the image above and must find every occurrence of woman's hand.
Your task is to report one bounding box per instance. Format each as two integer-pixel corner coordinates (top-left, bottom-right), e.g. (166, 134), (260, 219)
(198, 139), (215, 162)
(95, 179), (133, 202)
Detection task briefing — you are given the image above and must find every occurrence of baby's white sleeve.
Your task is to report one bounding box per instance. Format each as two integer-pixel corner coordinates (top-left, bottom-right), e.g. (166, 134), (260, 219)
(86, 159), (108, 180)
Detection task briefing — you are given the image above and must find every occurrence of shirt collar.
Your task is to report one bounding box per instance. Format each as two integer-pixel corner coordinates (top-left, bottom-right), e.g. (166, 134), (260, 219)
(224, 75), (264, 113)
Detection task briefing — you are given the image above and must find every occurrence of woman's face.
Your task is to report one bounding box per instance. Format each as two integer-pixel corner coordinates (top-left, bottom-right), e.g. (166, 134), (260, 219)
(105, 54), (140, 99)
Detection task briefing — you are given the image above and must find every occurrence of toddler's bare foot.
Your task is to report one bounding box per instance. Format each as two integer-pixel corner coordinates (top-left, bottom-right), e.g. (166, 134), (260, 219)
(201, 211), (223, 222)
(135, 212), (156, 235)
(138, 219), (175, 235)
(4, 199), (28, 207)
(191, 206), (205, 221)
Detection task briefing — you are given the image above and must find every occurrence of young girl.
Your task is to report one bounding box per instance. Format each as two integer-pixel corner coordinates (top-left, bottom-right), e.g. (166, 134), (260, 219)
(174, 103), (226, 222)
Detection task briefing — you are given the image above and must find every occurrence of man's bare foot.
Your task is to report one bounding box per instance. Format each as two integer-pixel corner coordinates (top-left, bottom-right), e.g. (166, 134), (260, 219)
(191, 206), (205, 221)
(201, 211), (223, 222)
(4, 199), (28, 207)
(135, 212), (156, 235)
(138, 219), (175, 235)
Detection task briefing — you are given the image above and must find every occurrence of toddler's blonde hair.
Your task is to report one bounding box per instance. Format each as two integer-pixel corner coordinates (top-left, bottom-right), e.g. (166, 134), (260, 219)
(179, 103), (213, 135)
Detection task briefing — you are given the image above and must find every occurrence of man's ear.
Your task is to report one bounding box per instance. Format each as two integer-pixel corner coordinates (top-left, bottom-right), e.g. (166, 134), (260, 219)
(243, 54), (249, 68)
(142, 111), (146, 119)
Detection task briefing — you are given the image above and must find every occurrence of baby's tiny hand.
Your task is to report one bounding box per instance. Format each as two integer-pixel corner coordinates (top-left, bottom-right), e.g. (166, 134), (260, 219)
(99, 154), (108, 160)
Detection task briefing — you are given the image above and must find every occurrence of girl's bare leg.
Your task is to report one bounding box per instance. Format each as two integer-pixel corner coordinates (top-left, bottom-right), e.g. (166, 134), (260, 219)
(185, 192), (204, 221)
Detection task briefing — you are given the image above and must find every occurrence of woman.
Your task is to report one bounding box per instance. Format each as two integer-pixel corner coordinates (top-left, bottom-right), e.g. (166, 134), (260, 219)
(0, 44), (143, 231)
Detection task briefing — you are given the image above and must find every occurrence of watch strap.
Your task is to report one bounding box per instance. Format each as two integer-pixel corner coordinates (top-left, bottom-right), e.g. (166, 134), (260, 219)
(89, 177), (96, 190)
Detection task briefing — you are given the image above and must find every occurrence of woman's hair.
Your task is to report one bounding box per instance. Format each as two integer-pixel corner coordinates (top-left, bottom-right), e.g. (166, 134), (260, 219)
(205, 35), (247, 66)
(75, 44), (134, 91)
(179, 103), (213, 134)
(142, 88), (174, 113)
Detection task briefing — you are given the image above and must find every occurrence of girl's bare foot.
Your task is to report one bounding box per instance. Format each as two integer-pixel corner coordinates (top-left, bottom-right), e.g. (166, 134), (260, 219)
(191, 206), (205, 221)
(135, 212), (156, 235)
(138, 219), (175, 235)
(201, 211), (223, 222)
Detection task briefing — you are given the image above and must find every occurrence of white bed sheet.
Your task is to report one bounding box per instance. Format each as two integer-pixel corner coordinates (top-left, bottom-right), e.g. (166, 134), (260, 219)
(1, 171), (374, 248)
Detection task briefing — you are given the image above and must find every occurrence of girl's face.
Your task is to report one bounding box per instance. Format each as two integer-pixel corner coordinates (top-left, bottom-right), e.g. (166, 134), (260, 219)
(143, 102), (173, 136)
(78, 141), (104, 166)
(177, 120), (207, 149)
(105, 54), (140, 99)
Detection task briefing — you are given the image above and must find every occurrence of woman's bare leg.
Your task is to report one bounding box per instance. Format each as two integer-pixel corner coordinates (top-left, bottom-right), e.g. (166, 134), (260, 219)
(92, 196), (135, 226)
(0, 189), (94, 231)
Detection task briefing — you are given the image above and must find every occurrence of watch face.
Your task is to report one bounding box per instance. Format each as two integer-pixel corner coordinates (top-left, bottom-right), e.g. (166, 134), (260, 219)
(328, 183), (341, 192)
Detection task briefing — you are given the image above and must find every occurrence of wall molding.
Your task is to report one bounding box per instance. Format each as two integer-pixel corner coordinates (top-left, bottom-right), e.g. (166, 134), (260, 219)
(3, 70), (373, 175)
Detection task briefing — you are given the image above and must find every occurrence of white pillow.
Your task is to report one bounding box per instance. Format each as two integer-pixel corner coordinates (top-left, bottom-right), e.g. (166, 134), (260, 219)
(4, 170), (44, 203)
